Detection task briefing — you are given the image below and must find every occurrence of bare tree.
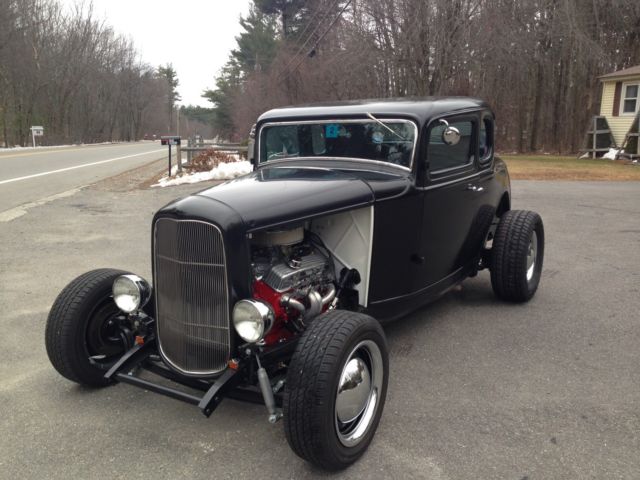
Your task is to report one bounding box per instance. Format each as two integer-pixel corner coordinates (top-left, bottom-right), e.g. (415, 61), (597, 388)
(215, 0), (640, 153)
(0, 0), (176, 147)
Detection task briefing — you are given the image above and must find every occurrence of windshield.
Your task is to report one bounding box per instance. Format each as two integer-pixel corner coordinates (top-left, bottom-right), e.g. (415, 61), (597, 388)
(258, 119), (417, 169)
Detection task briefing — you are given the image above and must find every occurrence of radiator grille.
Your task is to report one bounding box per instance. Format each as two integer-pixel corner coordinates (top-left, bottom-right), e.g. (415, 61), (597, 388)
(154, 218), (230, 375)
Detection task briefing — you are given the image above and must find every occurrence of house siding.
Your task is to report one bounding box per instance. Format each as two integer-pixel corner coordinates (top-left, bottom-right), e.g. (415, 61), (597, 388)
(600, 78), (639, 146)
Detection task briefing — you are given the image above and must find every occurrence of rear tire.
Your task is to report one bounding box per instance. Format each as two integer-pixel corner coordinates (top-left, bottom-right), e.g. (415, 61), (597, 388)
(283, 310), (389, 470)
(45, 268), (132, 387)
(490, 210), (544, 302)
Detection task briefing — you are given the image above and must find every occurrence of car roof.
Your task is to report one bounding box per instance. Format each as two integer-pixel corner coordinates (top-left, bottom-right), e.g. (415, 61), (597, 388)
(256, 97), (490, 128)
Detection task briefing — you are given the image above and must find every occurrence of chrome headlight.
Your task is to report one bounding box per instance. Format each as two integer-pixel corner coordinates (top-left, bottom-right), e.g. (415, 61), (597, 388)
(232, 299), (274, 343)
(112, 274), (152, 313)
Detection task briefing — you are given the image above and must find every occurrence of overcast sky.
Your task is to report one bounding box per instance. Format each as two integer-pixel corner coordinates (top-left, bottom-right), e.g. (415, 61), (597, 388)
(60, 0), (252, 107)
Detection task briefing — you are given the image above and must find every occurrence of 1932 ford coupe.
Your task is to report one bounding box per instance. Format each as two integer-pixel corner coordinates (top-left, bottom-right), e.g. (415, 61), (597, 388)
(45, 98), (544, 470)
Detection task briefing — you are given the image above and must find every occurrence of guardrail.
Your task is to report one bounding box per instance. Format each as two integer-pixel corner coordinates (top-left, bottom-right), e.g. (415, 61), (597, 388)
(182, 140), (249, 164)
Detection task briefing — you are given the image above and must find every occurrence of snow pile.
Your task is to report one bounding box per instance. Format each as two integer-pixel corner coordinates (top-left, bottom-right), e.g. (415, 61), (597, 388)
(2, 143), (95, 151)
(1, 141), (136, 151)
(153, 160), (253, 187)
(603, 148), (621, 160)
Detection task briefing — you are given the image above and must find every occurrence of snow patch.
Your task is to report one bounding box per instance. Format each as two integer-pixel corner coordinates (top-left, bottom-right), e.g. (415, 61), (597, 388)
(152, 161), (253, 188)
(0, 141), (117, 152)
(603, 148), (620, 160)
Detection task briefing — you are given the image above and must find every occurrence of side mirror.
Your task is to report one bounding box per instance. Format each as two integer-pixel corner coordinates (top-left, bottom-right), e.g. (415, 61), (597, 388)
(439, 119), (461, 146)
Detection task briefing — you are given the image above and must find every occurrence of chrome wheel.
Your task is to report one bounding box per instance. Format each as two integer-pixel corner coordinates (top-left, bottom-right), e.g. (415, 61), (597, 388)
(526, 230), (538, 282)
(334, 340), (384, 447)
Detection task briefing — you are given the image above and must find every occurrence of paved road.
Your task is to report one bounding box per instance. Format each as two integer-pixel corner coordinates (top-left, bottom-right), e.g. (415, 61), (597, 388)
(0, 143), (165, 213)
(0, 172), (639, 479)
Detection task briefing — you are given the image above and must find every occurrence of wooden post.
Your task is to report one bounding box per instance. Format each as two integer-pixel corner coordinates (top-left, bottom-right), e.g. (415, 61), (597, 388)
(592, 116), (597, 159)
(177, 142), (182, 173)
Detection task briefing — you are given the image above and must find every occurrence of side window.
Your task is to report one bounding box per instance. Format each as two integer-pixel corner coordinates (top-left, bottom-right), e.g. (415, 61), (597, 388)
(263, 125), (299, 160)
(622, 83), (639, 114)
(427, 119), (475, 173)
(479, 116), (494, 167)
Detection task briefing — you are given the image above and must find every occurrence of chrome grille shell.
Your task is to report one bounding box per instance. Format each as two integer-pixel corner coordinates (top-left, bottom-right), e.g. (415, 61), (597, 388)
(153, 218), (231, 376)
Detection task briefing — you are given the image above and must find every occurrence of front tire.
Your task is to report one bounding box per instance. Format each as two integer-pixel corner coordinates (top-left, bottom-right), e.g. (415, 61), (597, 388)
(45, 268), (133, 387)
(283, 310), (389, 470)
(490, 210), (545, 302)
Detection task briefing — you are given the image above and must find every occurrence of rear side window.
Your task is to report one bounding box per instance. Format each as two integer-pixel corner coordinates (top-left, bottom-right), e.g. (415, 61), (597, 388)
(427, 120), (475, 172)
(479, 116), (494, 166)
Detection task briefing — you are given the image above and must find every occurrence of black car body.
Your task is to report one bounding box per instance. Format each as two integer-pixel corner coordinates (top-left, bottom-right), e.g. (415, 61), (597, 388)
(157, 97), (509, 322)
(46, 98), (544, 470)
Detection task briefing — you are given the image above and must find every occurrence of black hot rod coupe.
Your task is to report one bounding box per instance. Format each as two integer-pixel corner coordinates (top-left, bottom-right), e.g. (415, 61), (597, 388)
(45, 98), (544, 470)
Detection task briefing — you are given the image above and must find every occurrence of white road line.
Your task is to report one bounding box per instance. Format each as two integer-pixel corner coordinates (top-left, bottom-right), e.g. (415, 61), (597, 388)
(0, 149), (165, 185)
(0, 143), (136, 159)
(0, 187), (82, 222)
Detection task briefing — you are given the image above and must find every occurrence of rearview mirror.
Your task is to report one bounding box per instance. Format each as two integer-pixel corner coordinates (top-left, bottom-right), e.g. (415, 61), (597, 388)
(439, 119), (461, 146)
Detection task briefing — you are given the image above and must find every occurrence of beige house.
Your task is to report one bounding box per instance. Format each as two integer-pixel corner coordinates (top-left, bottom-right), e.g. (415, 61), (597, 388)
(599, 65), (640, 148)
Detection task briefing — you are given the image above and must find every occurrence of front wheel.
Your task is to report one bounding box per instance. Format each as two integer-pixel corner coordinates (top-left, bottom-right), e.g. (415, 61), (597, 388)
(283, 310), (389, 470)
(45, 268), (136, 387)
(490, 210), (545, 302)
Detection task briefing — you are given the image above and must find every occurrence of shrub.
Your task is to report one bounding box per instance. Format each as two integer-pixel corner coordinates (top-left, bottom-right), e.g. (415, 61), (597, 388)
(185, 149), (236, 172)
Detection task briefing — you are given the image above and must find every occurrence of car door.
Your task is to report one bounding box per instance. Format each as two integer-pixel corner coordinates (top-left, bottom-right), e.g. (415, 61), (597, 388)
(413, 112), (488, 290)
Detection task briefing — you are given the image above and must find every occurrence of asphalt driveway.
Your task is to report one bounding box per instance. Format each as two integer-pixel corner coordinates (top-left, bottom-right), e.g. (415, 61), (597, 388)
(1, 171), (638, 479)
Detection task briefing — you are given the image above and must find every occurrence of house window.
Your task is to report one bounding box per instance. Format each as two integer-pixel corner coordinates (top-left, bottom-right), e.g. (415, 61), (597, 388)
(622, 83), (639, 115)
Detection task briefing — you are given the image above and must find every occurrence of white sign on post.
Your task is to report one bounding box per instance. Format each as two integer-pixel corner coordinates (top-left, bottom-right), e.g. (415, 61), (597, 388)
(30, 126), (44, 147)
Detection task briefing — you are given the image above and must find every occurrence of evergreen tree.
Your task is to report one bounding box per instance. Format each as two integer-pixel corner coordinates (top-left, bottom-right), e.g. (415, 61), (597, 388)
(158, 63), (181, 132)
(254, 0), (309, 37)
(203, 5), (280, 135)
(232, 8), (279, 73)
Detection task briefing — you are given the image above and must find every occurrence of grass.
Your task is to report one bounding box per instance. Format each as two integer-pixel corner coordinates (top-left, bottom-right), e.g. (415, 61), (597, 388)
(500, 154), (640, 181)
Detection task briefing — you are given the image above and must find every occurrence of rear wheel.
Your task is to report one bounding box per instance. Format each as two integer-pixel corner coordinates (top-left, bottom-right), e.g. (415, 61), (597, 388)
(490, 210), (545, 302)
(283, 310), (388, 470)
(45, 268), (136, 387)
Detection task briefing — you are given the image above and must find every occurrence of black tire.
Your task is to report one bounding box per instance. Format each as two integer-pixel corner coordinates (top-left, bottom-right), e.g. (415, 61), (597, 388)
(283, 310), (389, 470)
(45, 268), (131, 387)
(490, 210), (544, 302)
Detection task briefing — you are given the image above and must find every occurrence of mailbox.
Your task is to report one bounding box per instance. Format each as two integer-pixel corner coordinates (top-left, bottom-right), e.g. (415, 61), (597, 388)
(161, 135), (181, 146)
(30, 126), (44, 137)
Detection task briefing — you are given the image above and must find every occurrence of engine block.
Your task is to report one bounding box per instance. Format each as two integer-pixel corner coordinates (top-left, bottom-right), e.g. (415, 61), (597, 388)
(262, 250), (333, 292)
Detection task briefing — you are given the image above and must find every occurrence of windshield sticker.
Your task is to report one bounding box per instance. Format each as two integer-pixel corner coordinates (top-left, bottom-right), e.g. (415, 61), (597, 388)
(325, 124), (340, 138)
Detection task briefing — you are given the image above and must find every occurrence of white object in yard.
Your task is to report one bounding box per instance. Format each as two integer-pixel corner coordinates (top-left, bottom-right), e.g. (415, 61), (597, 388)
(603, 148), (620, 160)
(153, 160), (253, 187)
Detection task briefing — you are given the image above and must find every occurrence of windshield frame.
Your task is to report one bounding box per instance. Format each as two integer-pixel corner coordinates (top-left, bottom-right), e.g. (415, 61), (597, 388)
(257, 118), (419, 172)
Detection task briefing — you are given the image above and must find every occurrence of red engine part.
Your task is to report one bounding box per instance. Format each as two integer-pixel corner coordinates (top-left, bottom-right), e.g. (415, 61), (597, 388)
(252, 280), (296, 345)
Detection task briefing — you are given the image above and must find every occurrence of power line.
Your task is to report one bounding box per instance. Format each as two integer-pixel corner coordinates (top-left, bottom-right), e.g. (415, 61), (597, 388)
(275, 0), (343, 81)
(275, 0), (341, 81)
(308, 0), (353, 56)
(288, 1), (327, 53)
(279, 0), (353, 82)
